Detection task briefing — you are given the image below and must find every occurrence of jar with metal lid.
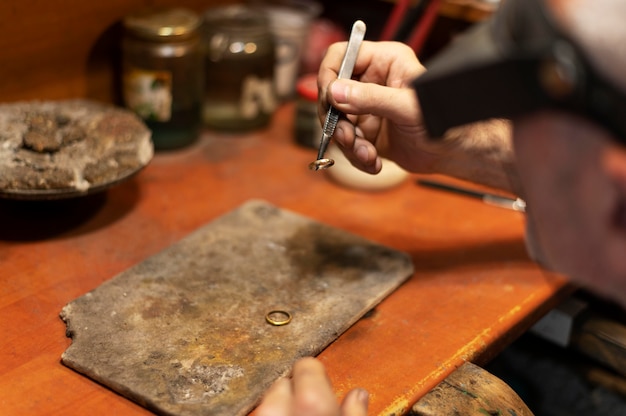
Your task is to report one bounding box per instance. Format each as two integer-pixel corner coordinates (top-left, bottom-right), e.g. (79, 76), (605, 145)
(122, 8), (202, 150)
(201, 5), (277, 131)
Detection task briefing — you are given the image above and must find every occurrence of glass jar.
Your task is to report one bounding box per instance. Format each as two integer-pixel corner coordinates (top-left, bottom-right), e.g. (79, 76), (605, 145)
(201, 5), (277, 131)
(122, 8), (203, 150)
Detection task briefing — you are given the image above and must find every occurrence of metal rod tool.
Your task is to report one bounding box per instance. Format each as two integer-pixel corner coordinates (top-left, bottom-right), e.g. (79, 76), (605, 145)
(417, 178), (527, 212)
(309, 20), (367, 171)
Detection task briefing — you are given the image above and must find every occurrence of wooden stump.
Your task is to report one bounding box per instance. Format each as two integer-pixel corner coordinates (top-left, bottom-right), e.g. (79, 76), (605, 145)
(410, 362), (534, 416)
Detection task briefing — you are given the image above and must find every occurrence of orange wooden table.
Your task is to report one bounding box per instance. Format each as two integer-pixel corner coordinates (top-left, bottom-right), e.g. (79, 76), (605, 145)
(0, 103), (570, 415)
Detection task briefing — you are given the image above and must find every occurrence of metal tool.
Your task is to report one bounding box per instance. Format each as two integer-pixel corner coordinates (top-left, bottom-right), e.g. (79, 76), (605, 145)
(417, 178), (527, 212)
(309, 20), (366, 171)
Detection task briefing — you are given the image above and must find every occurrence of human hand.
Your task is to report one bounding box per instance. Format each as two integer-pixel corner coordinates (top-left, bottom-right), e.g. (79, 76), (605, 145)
(318, 41), (443, 175)
(318, 40), (517, 192)
(255, 357), (369, 416)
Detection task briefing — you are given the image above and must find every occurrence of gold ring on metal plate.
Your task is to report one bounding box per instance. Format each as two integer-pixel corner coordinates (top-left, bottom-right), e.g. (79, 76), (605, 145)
(265, 310), (292, 326)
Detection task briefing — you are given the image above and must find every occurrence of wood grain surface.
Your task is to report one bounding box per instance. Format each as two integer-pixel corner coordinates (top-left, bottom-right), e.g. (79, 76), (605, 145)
(0, 103), (571, 415)
(0, 0), (235, 104)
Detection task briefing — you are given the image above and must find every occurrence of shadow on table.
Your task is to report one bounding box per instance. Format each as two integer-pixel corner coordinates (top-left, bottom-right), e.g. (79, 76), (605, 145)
(0, 180), (140, 242)
(409, 237), (531, 272)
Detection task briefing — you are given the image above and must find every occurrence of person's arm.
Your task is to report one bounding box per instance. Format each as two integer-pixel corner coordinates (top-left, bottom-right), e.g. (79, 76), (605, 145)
(318, 41), (521, 195)
(434, 120), (521, 193)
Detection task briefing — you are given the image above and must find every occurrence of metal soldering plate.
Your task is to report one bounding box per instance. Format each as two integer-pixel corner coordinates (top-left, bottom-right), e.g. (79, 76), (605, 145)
(60, 200), (414, 416)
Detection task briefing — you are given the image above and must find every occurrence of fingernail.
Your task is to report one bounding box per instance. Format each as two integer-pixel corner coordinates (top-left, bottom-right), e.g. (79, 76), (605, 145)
(357, 388), (369, 405)
(344, 387), (369, 410)
(331, 80), (349, 103)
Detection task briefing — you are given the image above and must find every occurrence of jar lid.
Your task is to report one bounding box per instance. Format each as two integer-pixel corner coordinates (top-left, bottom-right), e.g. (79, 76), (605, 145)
(203, 5), (269, 33)
(296, 74), (319, 102)
(124, 8), (201, 40)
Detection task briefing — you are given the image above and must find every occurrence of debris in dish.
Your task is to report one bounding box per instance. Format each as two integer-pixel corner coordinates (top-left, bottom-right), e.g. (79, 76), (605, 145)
(0, 99), (153, 198)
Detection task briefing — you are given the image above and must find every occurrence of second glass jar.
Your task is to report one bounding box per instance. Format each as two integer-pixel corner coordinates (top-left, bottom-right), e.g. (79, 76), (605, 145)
(201, 5), (277, 131)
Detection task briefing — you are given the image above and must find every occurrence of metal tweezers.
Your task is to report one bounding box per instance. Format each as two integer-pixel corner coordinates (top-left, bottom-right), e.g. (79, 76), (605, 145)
(309, 20), (367, 171)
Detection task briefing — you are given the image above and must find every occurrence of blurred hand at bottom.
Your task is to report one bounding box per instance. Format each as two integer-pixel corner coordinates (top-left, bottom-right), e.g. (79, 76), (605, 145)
(255, 357), (369, 416)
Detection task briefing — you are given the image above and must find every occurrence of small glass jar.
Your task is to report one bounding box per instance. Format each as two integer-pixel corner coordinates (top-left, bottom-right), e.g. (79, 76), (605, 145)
(122, 8), (202, 150)
(201, 5), (277, 131)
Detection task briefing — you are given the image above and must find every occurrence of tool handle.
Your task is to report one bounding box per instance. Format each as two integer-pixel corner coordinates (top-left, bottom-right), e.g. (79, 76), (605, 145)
(311, 20), (366, 170)
(417, 178), (484, 199)
(321, 20), (366, 141)
(337, 20), (366, 80)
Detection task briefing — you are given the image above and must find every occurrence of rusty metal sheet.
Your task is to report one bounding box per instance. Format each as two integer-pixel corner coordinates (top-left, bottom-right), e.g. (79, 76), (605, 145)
(60, 199), (414, 416)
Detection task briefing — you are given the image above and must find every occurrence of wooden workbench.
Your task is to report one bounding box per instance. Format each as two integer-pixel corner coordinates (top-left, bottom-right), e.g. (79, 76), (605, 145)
(0, 103), (570, 415)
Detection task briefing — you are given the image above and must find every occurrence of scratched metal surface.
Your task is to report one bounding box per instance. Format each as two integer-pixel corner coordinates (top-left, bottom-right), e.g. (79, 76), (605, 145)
(60, 199), (414, 416)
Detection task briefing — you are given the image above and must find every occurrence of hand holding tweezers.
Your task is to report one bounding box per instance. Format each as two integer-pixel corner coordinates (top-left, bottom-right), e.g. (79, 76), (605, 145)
(309, 20), (367, 171)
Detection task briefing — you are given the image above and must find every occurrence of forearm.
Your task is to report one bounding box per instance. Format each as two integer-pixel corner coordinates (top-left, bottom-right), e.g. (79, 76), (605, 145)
(433, 119), (523, 195)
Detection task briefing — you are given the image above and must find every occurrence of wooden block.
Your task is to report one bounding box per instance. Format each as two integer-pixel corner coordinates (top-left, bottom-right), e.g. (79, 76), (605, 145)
(410, 362), (534, 416)
(572, 313), (626, 377)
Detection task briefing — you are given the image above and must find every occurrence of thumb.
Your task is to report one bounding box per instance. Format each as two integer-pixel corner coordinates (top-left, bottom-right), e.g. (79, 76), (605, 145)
(328, 79), (419, 125)
(340, 388), (369, 416)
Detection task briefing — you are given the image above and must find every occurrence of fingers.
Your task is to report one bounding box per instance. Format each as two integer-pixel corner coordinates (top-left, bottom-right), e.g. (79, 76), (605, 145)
(328, 79), (419, 126)
(334, 123), (383, 174)
(317, 40), (348, 104)
(326, 79), (416, 174)
(316, 40), (423, 175)
(256, 358), (369, 416)
(318, 41), (422, 91)
(340, 388), (369, 416)
(256, 378), (293, 416)
(291, 357), (340, 416)
(317, 41), (422, 117)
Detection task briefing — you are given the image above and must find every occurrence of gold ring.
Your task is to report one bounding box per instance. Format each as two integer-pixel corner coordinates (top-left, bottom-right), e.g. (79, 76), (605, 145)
(308, 158), (335, 171)
(265, 310), (292, 326)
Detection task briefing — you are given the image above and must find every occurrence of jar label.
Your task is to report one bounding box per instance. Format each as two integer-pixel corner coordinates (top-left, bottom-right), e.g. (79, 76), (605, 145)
(240, 75), (276, 118)
(123, 67), (173, 122)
